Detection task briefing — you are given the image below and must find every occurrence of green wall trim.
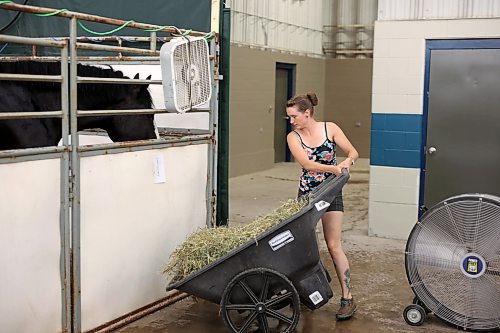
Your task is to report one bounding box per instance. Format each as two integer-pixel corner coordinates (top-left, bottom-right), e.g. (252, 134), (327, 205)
(216, 5), (230, 226)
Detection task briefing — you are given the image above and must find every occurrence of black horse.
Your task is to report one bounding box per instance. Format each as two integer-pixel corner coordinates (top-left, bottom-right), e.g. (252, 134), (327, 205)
(0, 61), (157, 150)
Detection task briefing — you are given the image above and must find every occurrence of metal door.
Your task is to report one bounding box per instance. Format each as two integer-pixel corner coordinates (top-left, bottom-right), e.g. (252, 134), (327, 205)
(423, 43), (500, 209)
(274, 63), (295, 162)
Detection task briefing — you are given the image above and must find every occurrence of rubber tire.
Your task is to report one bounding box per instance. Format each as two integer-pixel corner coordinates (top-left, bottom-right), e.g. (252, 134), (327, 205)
(220, 268), (300, 333)
(404, 304), (426, 326)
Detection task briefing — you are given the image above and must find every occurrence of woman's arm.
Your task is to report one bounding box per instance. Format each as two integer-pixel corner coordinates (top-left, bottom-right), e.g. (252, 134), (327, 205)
(287, 132), (343, 175)
(328, 122), (359, 171)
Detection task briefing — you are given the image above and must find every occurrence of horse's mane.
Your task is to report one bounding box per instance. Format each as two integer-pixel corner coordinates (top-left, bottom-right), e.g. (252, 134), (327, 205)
(0, 61), (152, 107)
(0, 61), (125, 77)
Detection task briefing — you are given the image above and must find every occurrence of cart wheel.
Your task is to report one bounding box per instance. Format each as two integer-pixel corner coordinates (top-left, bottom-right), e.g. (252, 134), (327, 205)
(412, 296), (431, 313)
(221, 268), (300, 333)
(403, 304), (426, 326)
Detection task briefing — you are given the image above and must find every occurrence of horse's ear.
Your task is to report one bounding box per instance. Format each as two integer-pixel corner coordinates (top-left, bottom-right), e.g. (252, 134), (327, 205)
(140, 75), (152, 90)
(133, 73), (140, 79)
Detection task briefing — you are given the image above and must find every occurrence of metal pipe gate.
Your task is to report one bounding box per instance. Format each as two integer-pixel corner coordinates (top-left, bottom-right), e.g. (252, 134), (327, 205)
(0, 3), (219, 332)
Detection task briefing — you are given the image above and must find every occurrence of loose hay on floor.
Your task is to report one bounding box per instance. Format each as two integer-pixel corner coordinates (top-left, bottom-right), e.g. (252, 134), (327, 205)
(164, 198), (308, 283)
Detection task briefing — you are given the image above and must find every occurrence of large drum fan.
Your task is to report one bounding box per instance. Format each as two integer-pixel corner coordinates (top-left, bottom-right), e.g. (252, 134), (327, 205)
(404, 194), (500, 331)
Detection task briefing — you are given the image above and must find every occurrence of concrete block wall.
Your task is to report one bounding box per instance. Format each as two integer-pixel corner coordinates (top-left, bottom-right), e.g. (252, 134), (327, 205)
(369, 18), (500, 239)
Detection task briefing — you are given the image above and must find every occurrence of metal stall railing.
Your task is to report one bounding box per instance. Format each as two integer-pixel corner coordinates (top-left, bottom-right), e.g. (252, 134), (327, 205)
(0, 35), (72, 332)
(0, 3), (219, 332)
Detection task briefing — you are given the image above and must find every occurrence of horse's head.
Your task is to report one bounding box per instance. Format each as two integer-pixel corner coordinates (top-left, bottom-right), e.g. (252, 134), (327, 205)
(109, 73), (153, 110)
(83, 72), (157, 141)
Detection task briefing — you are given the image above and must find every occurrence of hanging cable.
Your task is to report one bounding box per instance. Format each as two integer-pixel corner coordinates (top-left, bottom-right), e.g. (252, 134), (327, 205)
(0, 0), (30, 33)
(35, 8), (67, 17)
(0, 43), (8, 54)
(145, 25), (183, 34)
(77, 20), (135, 36)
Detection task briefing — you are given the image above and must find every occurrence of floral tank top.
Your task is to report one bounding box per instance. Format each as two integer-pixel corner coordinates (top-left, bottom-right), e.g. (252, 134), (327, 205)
(294, 122), (337, 194)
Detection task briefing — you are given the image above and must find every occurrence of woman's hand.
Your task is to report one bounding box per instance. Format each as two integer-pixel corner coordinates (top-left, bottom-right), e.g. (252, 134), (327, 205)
(337, 158), (352, 173)
(331, 165), (343, 176)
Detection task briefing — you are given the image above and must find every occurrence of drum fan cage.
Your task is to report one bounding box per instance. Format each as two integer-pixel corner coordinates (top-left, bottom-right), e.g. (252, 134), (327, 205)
(406, 194), (500, 331)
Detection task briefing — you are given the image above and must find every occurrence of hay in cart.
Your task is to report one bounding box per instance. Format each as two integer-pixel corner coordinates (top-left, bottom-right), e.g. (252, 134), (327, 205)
(164, 198), (308, 282)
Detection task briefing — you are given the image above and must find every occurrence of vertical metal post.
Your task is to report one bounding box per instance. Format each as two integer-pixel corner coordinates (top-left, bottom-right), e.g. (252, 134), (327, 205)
(207, 38), (219, 227)
(211, 0), (221, 33)
(60, 43), (71, 333)
(206, 0), (222, 227)
(149, 31), (157, 51)
(69, 16), (82, 333)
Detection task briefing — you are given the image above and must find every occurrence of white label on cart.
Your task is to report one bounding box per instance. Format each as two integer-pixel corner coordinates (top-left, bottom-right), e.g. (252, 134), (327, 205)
(268, 230), (294, 251)
(309, 291), (324, 305)
(315, 200), (330, 211)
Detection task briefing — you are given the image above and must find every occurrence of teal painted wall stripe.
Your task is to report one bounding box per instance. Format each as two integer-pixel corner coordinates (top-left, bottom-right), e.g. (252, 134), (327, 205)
(370, 113), (423, 168)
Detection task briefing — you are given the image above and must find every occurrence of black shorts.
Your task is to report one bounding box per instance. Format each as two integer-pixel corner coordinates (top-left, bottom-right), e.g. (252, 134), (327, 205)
(297, 189), (344, 212)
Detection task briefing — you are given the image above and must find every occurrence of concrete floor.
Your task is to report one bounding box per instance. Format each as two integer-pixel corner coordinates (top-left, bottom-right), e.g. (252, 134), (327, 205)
(118, 162), (460, 333)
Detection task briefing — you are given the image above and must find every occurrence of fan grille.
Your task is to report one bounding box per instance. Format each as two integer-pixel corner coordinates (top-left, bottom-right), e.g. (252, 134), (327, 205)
(172, 38), (211, 112)
(406, 194), (500, 331)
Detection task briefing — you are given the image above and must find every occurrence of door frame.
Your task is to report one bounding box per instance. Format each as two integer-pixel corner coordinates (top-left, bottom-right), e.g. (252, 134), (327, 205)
(276, 62), (295, 162)
(419, 38), (500, 216)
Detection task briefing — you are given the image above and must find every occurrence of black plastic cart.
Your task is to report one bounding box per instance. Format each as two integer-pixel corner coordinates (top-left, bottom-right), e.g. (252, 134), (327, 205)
(167, 170), (349, 333)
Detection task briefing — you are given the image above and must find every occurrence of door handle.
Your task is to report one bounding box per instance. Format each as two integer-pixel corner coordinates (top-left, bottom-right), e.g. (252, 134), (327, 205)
(428, 147), (437, 155)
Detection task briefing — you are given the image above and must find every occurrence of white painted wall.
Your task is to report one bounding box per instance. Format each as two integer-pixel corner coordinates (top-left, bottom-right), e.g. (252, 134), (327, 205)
(369, 17), (500, 239)
(0, 144), (210, 331)
(378, 0), (500, 21)
(0, 159), (62, 332)
(79, 144), (208, 330)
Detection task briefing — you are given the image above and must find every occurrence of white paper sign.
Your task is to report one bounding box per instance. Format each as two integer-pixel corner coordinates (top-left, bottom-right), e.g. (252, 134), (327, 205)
(153, 155), (166, 184)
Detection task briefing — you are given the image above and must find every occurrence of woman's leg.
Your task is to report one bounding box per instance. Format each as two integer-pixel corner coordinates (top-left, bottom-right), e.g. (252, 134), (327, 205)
(322, 210), (357, 319)
(321, 210), (352, 299)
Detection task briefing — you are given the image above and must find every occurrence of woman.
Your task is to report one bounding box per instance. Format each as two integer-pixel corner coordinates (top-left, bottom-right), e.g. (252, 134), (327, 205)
(286, 92), (359, 320)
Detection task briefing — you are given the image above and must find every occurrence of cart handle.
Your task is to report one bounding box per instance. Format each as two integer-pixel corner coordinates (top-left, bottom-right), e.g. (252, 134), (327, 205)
(308, 168), (350, 203)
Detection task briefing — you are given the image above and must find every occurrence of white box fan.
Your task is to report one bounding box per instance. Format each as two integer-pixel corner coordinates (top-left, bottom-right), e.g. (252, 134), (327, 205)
(160, 36), (212, 113)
